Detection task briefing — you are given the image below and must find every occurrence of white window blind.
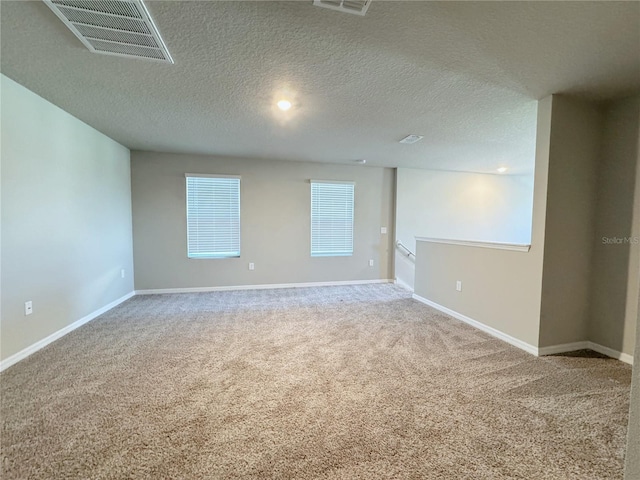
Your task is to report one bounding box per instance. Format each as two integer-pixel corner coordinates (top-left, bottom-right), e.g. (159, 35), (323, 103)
(311, 181), (354, 257)
(186, 175), (240, 259)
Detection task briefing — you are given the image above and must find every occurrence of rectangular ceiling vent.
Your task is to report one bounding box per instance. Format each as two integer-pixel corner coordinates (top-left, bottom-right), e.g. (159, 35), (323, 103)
(42, 0), (173, 63)
(313, 0), (372, 16)
(399, 135), (424, 145)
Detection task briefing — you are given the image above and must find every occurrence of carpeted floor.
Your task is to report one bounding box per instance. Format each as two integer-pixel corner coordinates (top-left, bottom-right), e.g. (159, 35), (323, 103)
(0, 284), (632, 479)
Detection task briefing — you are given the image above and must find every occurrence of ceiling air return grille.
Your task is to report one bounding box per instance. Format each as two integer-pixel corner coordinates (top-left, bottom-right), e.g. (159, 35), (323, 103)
(313, 0), (372, 16)
(42, 0), (173, 63)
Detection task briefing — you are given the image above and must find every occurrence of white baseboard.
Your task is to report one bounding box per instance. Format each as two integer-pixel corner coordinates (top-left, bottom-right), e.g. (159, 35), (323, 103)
(412, 294), (635, 365)
(411, 293), (539, 356)
(136, 279), (394, 295)
(539, 341), (633, 365)
(587, 342), (634, 365)
(4, 287), (631, 371)
(393, 278), (414, 292)
(0, 291), (135, 373)
(537, 341), (589, 356)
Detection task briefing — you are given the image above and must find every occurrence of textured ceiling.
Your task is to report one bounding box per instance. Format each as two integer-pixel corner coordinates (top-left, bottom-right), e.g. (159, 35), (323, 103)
(1, 1), (639, 174)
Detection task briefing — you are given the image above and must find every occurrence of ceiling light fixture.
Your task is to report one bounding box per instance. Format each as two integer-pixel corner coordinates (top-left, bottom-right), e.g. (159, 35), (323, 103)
(277, 100), (292, 111)
(399, 135), (424, 144)
(355, 159), (367, 164)
(497, 167), (508, 174)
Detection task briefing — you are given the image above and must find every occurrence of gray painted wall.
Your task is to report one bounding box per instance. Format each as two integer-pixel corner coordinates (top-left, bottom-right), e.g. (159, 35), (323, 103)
(412, 96), (553, 347)
(538, 96), (603, 348)
(395, 168), (534, 290)
(131, 152), (394, 290)
(590, 97), (640, 357)
(1, 75), (134, 363)
(412, 94), (639, 357)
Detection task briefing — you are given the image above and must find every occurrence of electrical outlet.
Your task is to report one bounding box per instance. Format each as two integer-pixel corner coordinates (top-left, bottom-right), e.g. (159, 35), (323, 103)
(249, 262), (255, 271)
(380, 227), (387, 234)
(25, 301), (33, 316)
(369, 259), (374, 267)
(456, 280), (462, 292)
(121, 269), (125, 278)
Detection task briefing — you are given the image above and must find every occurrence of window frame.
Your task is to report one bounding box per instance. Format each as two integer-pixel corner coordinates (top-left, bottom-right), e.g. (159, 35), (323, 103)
(185, 173), (241, 259)
(310, 180), (355, 257)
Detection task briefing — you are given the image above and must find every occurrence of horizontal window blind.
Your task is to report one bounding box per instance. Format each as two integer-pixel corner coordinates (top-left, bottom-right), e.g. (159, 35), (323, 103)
(311, 181), (354, 257)
(186, 175), (240, 258)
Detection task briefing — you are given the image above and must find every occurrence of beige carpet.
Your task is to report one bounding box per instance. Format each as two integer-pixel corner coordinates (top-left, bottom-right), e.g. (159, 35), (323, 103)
(0, 284), (632, 479)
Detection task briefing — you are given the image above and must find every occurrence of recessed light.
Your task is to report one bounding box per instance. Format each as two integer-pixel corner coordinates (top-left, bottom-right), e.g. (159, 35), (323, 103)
(277, 100), (292, 111)
(399, 135), (424, 144)
(497, 167), (508, 173)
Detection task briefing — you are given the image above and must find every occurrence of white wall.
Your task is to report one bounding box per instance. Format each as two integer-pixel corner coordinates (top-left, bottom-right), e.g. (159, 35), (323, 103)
(412, 97), (551, 347)
(1, 75), (134, 364)
(131, 151), (394, 290)
(395, 168), (534, 290)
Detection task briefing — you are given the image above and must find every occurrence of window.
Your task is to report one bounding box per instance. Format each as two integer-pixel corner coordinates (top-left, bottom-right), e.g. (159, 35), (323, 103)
(311, 181), (354, 257)
(186, 174), (240, 258)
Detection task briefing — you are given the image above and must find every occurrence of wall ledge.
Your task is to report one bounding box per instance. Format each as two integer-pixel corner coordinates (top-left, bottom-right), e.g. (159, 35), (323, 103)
(415, 237), (531, 252)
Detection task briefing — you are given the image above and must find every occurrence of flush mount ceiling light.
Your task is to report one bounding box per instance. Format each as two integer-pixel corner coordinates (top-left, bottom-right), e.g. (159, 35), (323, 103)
(42, 0), (173, 63)
(313, 0), (372, 16)
(399, 135), (424, 144)
(497, 167), (508, 173)
(277, 100), (292, 111)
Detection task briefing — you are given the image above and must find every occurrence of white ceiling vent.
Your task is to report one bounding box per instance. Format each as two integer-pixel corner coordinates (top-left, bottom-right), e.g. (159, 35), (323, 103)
(313, 0), (372, 16)
(42, 0), (173, 63)
(399, 135), (424, 145)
